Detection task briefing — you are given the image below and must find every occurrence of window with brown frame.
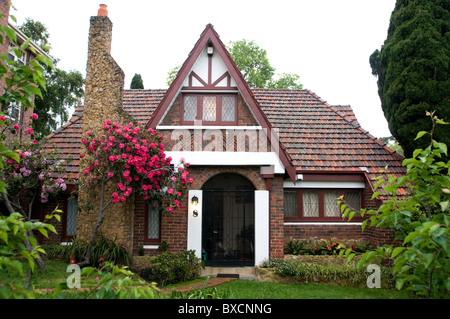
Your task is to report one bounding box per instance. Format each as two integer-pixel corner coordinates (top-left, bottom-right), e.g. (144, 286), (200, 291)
(181, 93), (237, 125)
(144, 200), (161, 244)
(62, 196), (78, 241)
(283, 189), (364, 222)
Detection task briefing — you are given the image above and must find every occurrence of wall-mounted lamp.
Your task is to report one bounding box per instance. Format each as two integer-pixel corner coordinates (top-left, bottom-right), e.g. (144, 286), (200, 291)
(207, 45), (214, 55)
(192, 195), (199, 217)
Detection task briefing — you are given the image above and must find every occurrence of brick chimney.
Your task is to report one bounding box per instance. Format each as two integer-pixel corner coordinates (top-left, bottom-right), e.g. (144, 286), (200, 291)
(78, 5), (135, 253)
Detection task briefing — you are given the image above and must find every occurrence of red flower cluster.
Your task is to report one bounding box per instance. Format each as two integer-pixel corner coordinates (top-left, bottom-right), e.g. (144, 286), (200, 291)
(81, 120), (192, 213)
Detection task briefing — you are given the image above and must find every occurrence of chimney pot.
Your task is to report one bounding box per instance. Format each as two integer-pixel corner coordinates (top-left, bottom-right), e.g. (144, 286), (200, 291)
(98, 4), (108, 16)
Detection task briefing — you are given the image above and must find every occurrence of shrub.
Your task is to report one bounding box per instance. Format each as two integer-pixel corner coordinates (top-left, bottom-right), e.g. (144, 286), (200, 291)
(139, 250), (201, 287)
(42, 234), (131, 267)
(261, 258), (396, 288)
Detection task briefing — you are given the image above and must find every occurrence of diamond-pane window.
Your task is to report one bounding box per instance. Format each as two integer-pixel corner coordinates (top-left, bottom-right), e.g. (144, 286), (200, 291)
(324, 191), (340, 217)
(302, 191), (319, 217)
(345, 190), (361, 216)
(183, 96), (197, 121)
(147, 201), (160, 239)
(221, 96), (236, 121)
(202, 96), (216, 121)
(66, 198), (78, 237)
(284, 191), (297, 217)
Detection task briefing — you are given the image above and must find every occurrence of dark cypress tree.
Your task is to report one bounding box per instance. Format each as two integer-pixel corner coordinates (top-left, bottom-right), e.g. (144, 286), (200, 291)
(370, 0), (450, 157)
(130, 73), (144, 89)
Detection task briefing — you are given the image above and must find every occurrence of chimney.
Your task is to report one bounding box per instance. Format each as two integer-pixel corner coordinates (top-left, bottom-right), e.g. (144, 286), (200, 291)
(82, 4), (129, 136)
(78, 5), (135, 253)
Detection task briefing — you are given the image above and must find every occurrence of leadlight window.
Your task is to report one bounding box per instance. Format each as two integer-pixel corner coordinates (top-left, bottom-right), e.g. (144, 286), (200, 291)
(66, 198), (78, 237)
(146, 200), (161, 243)
(182, 94), (237, 125)
(283, 189), (363, 221)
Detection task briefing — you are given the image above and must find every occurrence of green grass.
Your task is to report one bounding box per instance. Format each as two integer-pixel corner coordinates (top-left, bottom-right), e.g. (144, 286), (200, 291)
(210, 279), (413, 299)
(0, 260), (414, 299)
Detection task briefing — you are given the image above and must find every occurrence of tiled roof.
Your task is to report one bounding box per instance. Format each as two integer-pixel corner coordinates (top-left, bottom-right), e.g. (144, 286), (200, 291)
(253, 89), (405, 185)
(45, 89), (405, 191)
(41, 106), (83, 181)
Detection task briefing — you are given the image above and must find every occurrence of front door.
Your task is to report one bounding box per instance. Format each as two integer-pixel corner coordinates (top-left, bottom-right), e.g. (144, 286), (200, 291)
(201, 174), (255, 266)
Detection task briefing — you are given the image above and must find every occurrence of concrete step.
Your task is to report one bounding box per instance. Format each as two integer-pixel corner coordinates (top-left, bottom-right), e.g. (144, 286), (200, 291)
(201, 266), (257, 280)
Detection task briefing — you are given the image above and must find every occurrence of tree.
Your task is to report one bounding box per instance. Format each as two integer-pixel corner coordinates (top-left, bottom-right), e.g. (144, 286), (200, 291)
(370, 0), (450, 157)
(1, 10), (55, 276)
(228, 39), (303, 89)
(78, 120), (193, 267)
(130, 73), (144, 89)
(18, 19), (85, 139)
(340, 113), (449, 298)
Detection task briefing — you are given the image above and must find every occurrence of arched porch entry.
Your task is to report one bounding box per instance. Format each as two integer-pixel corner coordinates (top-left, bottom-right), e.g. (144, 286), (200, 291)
(201, 173), (255, 266)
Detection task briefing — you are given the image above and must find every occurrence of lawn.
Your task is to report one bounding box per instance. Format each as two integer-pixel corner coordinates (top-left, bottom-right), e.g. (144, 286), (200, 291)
(0, 260), (413, 299)
(209, 279), (413, 299)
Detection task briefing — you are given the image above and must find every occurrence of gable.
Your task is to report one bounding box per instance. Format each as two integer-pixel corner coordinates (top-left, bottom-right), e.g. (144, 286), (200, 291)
(146, 24), (297, 181)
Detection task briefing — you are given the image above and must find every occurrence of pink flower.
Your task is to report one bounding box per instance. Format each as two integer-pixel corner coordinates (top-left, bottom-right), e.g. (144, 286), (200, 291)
(31, 113), (38, 120)
(188, 178), (194, 184)
(106, 119), (112, 125)
(26, 128), (34, 135)
(32, 139), (37, 144)
(167, 206), (174, 213)
(107, 172), (114, 178)
(86, 130), (92, 136)
(167, 188), (174, 194)
(0, 115), (6, 121)
(13, 124), (20, 130)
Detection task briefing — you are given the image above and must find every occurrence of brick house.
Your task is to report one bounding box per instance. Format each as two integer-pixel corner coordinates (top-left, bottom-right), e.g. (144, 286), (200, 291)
(39, 6), (405, 267)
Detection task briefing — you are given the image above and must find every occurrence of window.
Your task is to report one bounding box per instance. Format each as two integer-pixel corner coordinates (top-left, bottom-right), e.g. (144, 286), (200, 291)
(182, 93), (237, 125)
(145, 200), (161, 244)
(8, 43), (27, 65)
(283, 189), (363, 221)
(64, 197), (78, 240)
(1, 102), (21, 122)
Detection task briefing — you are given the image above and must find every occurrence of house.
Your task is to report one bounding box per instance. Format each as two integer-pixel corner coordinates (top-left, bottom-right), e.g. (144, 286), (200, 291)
(39, 5), (405, 267)
(0, 0), (51, 141)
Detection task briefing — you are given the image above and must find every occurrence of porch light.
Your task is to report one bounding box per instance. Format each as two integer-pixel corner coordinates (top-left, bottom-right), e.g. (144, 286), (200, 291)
(207, 45), (214, 55)
(192, 195), (199, 217)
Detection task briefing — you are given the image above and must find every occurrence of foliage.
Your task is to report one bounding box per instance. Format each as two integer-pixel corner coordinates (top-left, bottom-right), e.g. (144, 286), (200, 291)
(370, 0), (450, 157)
(0, 11), (53, 193)
(33, 68), (84, 139)
(0, 212), (57, 298)
(42, 234), (131, 267)
(260, 258), (396, 288)
(340, 113), (450, 298)
(79, 119), (192, 266)
(18, 18), (84, 139)
(169, 278), (228, 299)
(1, 117), (70, 214)
(130, 73), (144, 89)
(139, 250), (201, 287)
(284, 238), (371, 256)
(81, 120), (192, 214)
(75, 262), (157, 299)
(228, 39), (303, 89)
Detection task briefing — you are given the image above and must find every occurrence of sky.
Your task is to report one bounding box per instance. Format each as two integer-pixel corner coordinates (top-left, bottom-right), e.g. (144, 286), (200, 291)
(10, 0), (396, 138)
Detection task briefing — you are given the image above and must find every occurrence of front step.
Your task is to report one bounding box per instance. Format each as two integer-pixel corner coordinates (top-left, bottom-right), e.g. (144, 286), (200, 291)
(201, 267), (257, 280)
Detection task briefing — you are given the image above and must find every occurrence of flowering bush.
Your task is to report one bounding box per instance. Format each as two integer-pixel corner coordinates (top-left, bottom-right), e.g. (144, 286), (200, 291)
(1, 113), (69, 216)
(80, 120), (193, 214)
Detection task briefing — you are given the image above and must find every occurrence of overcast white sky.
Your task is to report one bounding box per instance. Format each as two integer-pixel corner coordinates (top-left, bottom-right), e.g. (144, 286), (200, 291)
(11, 0), (396, 138)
